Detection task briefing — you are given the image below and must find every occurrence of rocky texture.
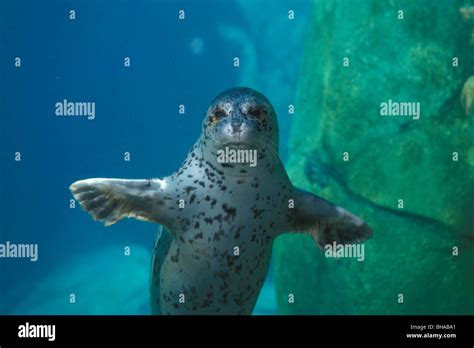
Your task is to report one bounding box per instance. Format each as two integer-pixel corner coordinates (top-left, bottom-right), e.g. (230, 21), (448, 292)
(274, 0), (474, 314)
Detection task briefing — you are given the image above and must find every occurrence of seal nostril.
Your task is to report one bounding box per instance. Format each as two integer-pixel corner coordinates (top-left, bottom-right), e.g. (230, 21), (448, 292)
(231, 123), (242, 133)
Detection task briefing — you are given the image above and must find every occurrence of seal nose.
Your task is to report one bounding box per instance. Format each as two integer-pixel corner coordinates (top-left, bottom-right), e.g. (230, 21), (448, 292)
(231, 120), (243, 134)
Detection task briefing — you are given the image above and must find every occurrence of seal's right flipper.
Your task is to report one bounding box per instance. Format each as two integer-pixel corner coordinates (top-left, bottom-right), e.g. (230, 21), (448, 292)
(289, 188), (373, 249)
(70, 178), (172, 226)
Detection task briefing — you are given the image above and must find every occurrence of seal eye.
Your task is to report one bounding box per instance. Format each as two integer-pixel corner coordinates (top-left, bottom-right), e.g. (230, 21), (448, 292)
(210, 109), (227, 124)
(248, 107), (263, 119)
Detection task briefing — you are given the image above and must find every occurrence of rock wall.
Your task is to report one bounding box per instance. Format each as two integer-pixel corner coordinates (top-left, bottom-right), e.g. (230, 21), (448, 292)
(273, 0), (474, 314)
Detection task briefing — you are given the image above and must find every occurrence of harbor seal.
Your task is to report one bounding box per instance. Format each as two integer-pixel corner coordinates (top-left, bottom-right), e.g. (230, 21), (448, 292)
(69, 87), (372, 315)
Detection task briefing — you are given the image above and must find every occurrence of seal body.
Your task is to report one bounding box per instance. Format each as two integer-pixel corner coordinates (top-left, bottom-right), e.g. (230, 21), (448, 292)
(70, 87), (372, 315)
(150, 143), (293, 314)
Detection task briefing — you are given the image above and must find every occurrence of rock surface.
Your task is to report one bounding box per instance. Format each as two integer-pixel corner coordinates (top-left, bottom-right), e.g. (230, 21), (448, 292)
(274, 0), (474, 314)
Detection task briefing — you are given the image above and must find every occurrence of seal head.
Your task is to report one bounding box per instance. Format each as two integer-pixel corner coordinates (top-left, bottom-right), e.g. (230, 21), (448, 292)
(201, 87), (280, 174)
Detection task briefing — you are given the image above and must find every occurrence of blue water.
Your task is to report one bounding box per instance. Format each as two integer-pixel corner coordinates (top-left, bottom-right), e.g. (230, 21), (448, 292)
(0, 0), (311, 314)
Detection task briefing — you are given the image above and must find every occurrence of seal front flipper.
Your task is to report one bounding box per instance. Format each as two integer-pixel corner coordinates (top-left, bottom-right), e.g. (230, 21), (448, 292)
(288, 188), (372, 249)
(69, 178), (174, 226)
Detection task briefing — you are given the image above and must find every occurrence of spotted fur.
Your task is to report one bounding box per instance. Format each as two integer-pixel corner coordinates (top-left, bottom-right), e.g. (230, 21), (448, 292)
(70, 87), (372, 315)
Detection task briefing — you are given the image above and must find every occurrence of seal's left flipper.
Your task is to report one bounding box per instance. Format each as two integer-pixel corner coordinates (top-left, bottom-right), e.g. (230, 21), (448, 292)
(289, 188), (372, 249)
(70, 178), (173, 226)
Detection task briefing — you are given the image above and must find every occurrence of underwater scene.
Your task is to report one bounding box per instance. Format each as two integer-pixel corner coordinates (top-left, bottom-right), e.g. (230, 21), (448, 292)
(0, 0), (473, 315)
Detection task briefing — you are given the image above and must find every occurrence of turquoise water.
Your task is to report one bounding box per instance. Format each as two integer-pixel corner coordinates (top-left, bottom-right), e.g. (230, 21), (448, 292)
(0, 0), (311, 314)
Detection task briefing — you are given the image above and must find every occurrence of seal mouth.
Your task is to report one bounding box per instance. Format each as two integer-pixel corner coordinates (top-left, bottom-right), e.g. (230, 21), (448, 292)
(221, 141), (253, 149)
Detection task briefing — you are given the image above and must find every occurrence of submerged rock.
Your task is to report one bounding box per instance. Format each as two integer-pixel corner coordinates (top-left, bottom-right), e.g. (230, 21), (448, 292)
(274, 0), (474, 314)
